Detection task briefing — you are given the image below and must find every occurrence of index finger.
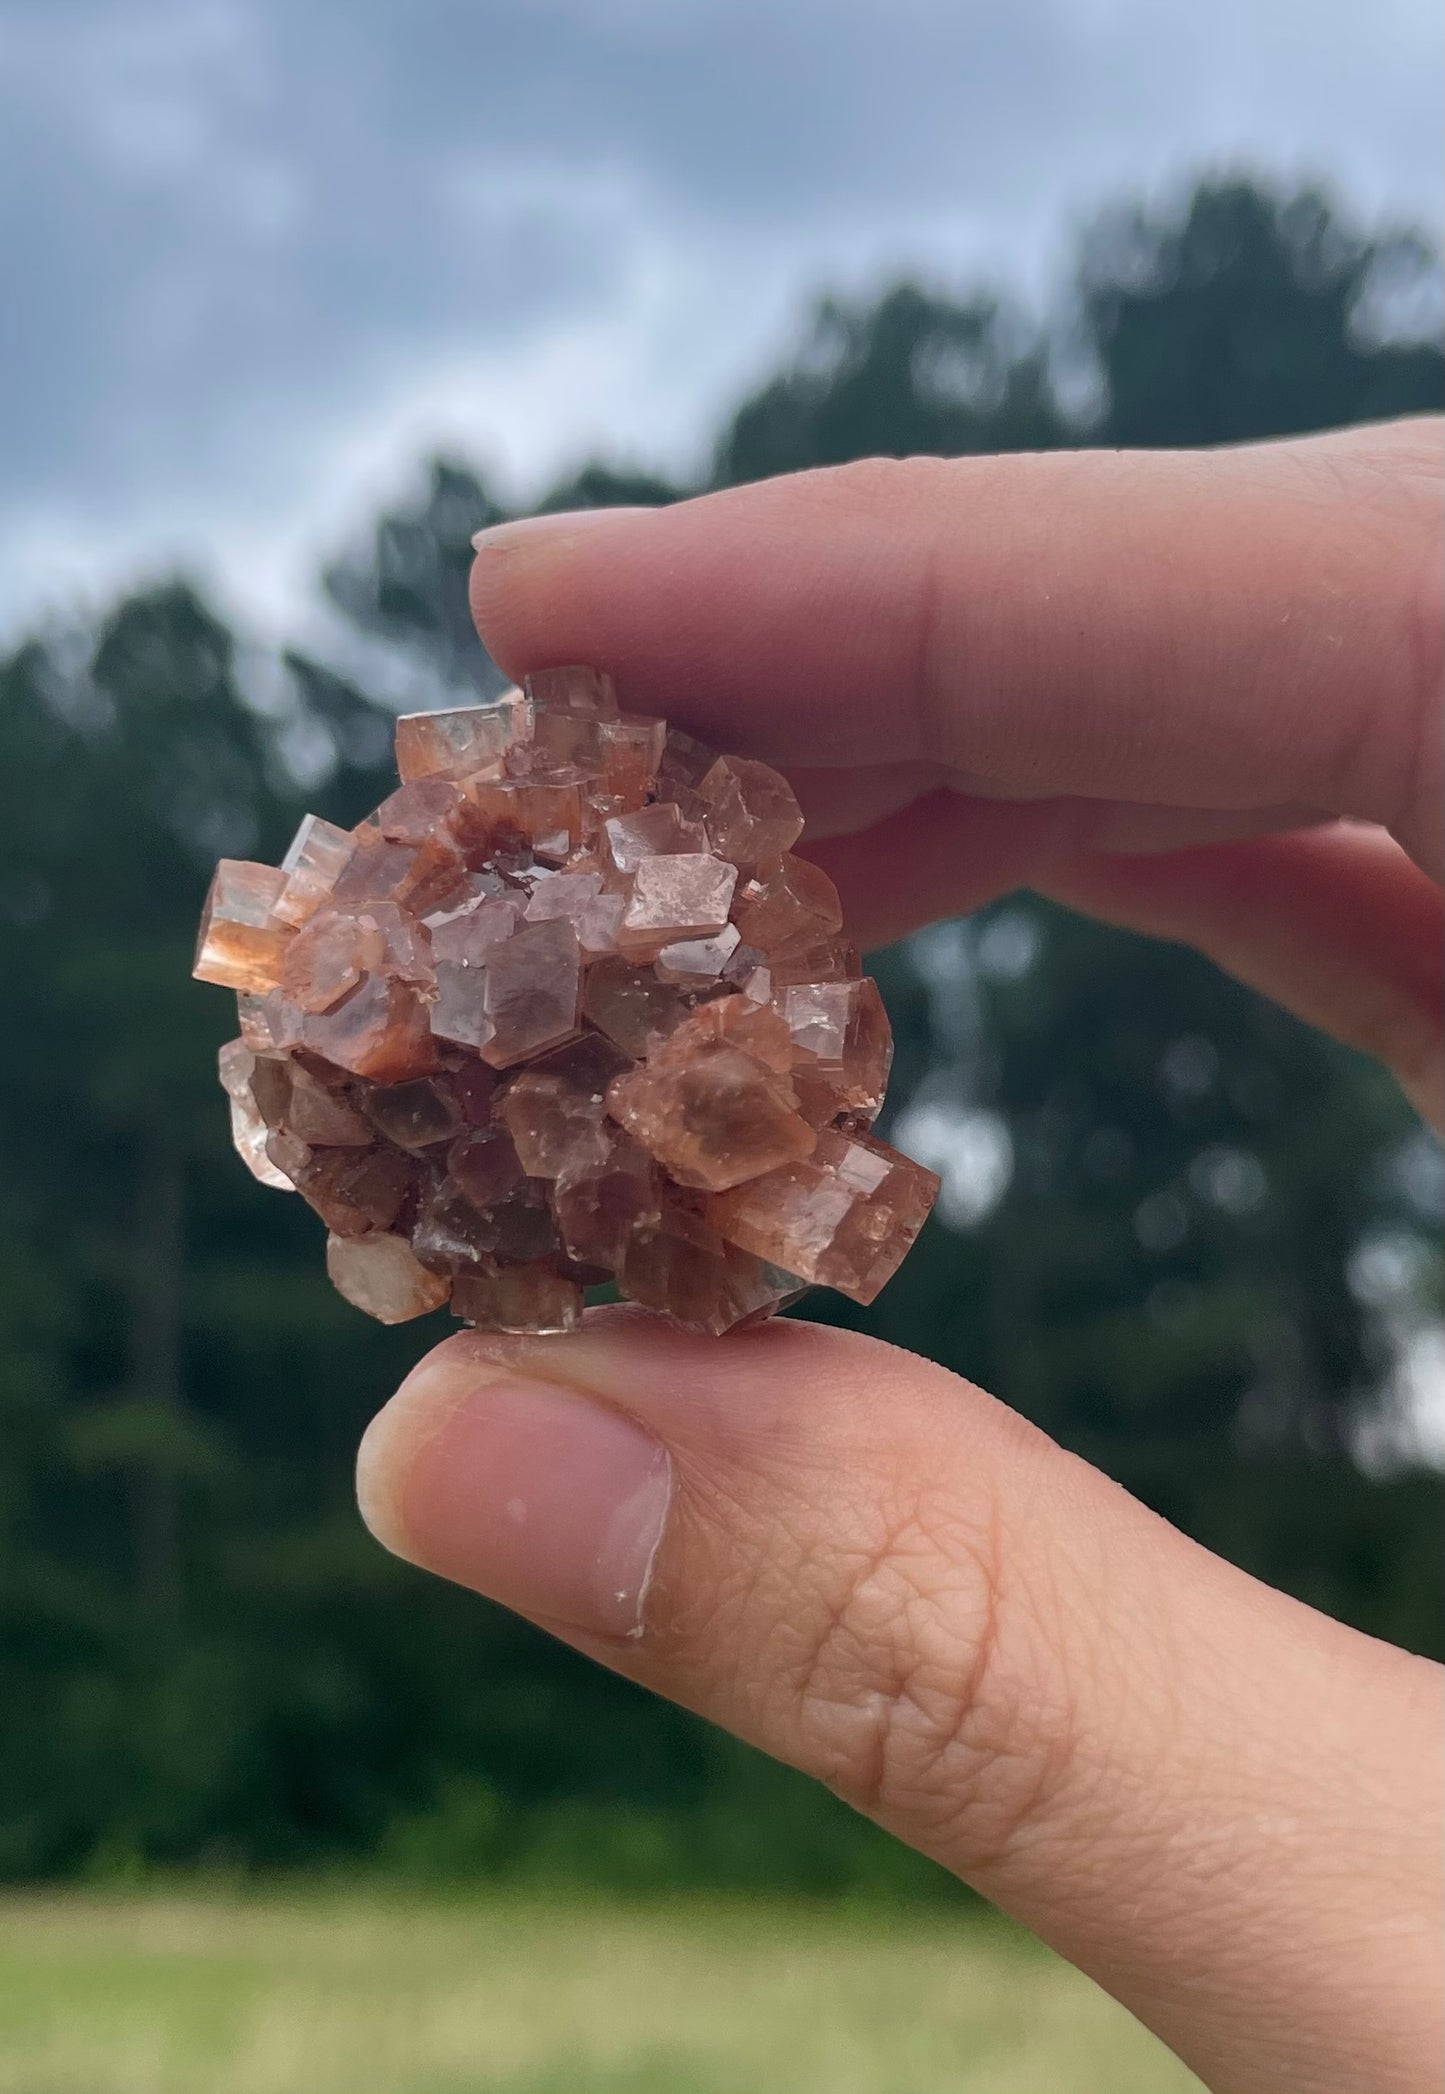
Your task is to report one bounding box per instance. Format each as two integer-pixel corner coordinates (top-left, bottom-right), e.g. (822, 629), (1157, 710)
(470, 417), (1443, 877)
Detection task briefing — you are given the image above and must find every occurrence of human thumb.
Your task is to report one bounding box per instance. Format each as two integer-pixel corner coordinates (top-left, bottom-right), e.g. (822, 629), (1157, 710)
(357, 1307), (1442, 2094)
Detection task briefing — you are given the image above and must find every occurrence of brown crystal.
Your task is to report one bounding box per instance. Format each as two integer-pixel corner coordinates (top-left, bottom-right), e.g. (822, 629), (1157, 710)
(618, 1204), (799, 1337)
(277, 1140), (418, 1238)
(450, 1261), (583, 1335)
(479, 918), (583, 1068)
(364, 1077), (464, 1151)
(553, 1124), (662, 1270)
(372, 778), (470, 847)
(249, 1055), (375, 1146)
(581, 958), (689, 1058)
(447, 1123), (524, 1208)
(706, 1129), (939, 1306)
(496, 1036), (631, 1179)
(197, 665), (936, 1332)
(218, 1040), (297, 1189)
(466, 779), (585, 863)
(332, 833), (464, 918)
(280, 908), (377, 1014)
(606, 1037), (815, 1193)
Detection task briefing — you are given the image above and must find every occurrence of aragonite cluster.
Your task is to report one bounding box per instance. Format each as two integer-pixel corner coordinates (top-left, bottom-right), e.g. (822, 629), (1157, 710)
(196, 667), (938, 1335)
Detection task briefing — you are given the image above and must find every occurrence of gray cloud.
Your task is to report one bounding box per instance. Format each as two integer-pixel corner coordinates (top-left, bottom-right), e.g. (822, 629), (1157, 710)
(1, 0), (1439, 629)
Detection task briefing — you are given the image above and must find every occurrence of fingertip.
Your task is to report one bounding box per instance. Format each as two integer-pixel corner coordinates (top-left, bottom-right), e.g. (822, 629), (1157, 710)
(356, 1324), (676, 1638)
(468, 506), (679, 692)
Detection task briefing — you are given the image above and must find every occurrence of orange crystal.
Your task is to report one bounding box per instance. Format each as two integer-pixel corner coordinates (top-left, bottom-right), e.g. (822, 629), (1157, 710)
(196, 670), (935, 1331)
(605, 1037), (815, 1193)
(195, 860), (293, 992)
(706, 1129), (939, 1306)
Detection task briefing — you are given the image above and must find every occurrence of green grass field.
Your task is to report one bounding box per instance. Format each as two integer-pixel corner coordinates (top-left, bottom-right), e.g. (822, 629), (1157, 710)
(0, 1890), (1202, 2094)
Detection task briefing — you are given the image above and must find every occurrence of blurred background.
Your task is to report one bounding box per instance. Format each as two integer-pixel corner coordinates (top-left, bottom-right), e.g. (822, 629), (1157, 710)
(1, 3), (1441, 2090)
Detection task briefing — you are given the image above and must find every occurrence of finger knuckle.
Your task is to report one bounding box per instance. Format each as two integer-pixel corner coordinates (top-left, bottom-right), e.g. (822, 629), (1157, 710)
(781, 1484), (1071, 1874)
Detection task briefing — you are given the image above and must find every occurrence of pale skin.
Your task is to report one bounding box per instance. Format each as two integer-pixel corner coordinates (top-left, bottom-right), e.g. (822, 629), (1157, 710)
(357, 417), (1445, 2094)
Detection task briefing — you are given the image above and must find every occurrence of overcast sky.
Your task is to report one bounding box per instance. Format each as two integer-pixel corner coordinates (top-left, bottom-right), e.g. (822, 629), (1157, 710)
(2, 0), (1439, 638)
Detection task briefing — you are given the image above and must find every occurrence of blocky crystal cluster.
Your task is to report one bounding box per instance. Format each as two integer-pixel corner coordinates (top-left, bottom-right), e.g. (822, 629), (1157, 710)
(196, 668), (938, 1335)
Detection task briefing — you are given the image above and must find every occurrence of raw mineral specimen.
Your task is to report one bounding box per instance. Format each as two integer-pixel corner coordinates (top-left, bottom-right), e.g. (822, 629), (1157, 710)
(195, 670), (938, 1334)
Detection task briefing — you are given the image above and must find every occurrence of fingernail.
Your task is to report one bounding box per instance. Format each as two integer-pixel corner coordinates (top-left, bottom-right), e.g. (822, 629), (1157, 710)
(357, 1356), (672, 1640)
(471, 507), (649, 554)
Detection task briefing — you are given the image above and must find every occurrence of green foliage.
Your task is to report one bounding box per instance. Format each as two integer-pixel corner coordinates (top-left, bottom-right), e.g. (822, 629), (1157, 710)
(1077, 180), (1445, 443)
(716, 285), (1061, 483)
(0, 176), (1440, 1885)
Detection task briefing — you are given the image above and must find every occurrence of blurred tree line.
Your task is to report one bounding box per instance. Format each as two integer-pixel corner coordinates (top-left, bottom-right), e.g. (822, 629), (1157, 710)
(0, 179), (1440, 1889)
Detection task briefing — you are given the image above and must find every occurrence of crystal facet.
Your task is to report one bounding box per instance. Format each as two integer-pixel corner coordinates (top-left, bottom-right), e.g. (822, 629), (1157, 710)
(706, 1129), (939, 1306)
(195, 861), (293, 992)
(274, 816), (356, 928)
(197, 670), (936, 1332)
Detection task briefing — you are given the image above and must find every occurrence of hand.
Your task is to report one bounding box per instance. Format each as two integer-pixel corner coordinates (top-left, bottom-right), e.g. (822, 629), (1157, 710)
(357, 419), (1444, 2094)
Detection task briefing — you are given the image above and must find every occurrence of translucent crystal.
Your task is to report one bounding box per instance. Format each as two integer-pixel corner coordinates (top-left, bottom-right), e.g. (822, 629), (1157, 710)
(697, 757), (804, 873)
(732, 854), (844, 958)
(248, 1055), (374, 1146)
(450, 1261), (584, 1334)
(447, 1124), (524, 1208)
(495, 1035), (631, 1178)
(237, 989), (303, 1055)
(657, 728), (718, 792)
(280, 1140), (418, 1237)
(326, 1232), (451, 1323)
(523, 870), (626, 958)
(479, 918), (583, 1068)
(218, 1040), (297, 1189)
(602, 801), (708, 876)
(706, 1130), (940, 1305)
(394, 698), (530, 783)
(302, 973), (437, 1084)
(776, 976), (894, 1123)
(606, 1039), (815, 1193)
(768, 939), (862, 987)
(194, 860), (292, 992)
(654, 923), (742, 985)
(595, 714), (667, 809)
(411, 1172), (501, 1274)
(197, 671), (935, 1332)
(617, 854), (737, 960)
(372, 778), (469, 846)
(525, 664), (618, 718)
(280, 908), (378, 1014)
(466, 779), (585, 862)
(554, 1125), (662, 1270)
(332, 834), (464, 918)
(364, 1078), (464, 1151)
(618, 1211), (800, 1336)
(274, 816), (355, 928)
(582, 959), (689, 1058)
